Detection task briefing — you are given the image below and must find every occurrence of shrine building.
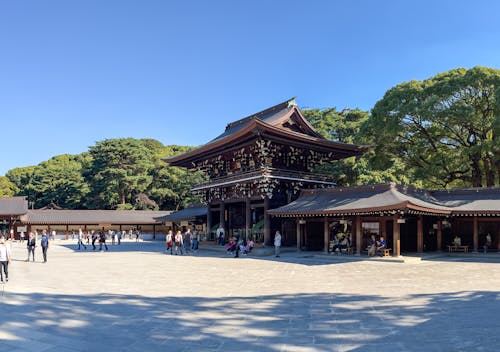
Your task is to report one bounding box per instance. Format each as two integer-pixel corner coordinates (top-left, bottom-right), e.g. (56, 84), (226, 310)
(165, 98), (368, 245)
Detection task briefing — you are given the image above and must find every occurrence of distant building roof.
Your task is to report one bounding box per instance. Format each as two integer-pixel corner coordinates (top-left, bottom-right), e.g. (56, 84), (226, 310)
(21, 209), (172, 225)
(157, 205), (207, 222)
(269, 183), (500, 217)
(0, 197), (28, 216)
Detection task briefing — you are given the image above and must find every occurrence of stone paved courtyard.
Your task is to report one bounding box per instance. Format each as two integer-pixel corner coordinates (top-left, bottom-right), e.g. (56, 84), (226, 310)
(1, 240), (500, 352)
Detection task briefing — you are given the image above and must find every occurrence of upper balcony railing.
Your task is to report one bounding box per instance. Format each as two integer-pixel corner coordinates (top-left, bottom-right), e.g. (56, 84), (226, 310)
(193, 167), (335, 190)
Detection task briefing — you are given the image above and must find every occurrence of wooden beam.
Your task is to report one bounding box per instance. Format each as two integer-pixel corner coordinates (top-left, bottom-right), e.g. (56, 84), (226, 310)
(393, 215), (401, 257)
(323, 217), (329, 253)
(355, 215), (361, 255)
(264, 196), (270, 245)
(417, 215), (423, 253)
(296, 220), (301, 251)
(473, 216), (478, 252)
(436, 220), (442, 251)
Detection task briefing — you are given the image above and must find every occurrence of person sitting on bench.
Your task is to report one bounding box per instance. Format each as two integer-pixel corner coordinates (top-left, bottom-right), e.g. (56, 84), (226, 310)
(367, 235), (377, 256)
(376, 236), (387, 256)
(453, 235), (461, 246)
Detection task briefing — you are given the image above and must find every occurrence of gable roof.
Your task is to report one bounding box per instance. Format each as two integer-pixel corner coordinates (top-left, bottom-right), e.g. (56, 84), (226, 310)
(156, 205), (207, 222)
(21, 210), (172, 225)
(166, 98), (368, 167)
(268, 183), (500, 217)
(0, 197), (28, 216)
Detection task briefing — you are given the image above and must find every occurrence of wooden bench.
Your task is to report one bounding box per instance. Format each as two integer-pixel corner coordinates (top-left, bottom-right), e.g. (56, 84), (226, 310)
(447, 245), (469, 253)
(328, 241), (353, 255)
(379, 248), (392, 257)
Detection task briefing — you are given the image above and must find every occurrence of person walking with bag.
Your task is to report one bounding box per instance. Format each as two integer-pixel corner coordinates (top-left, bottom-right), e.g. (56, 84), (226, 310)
(274, 230), (282, 258)
(40, 230), (50, 263)
(0, 235), (12, 283)
(26, 232), (36, 262)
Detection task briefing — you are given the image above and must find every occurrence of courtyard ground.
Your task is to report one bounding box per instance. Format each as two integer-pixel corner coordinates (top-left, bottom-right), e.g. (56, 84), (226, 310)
(1, 240), (499, 351)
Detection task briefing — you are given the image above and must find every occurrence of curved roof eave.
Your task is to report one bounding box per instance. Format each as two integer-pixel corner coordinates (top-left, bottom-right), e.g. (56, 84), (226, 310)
(165, 118), (368, 166)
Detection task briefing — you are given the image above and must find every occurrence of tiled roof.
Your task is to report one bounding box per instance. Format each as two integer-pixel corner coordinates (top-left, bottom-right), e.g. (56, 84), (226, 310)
(156, 205), (207, 222)
(165, 98), (368, 167)
(268, 183), (500, 217)
(0, 197), (28, 216)
(21, 210), (172, 225)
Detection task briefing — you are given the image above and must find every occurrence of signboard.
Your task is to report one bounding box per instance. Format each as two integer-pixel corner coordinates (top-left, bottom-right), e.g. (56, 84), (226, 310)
(164, 221), (173, 227)
(180, 221), (189, 227)
(17, 226), (27, 233)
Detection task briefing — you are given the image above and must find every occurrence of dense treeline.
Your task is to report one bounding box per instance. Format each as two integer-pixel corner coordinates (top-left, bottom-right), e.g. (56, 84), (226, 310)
(1, 139), (203, 210)
(0, 67), (498, 205)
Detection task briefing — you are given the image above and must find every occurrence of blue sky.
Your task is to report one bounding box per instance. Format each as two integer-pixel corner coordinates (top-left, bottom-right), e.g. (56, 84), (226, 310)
(1, 0), (499, 175)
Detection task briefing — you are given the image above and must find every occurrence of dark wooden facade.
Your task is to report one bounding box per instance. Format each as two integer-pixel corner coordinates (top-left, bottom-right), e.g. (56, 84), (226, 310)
(166, 98), (368, 244)
(269, 183), (500, 254)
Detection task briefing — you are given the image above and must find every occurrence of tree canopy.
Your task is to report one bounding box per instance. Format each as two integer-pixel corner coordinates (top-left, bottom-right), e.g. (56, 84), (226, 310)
(5, 138), (202, 210)
(368, 66), (500, 188)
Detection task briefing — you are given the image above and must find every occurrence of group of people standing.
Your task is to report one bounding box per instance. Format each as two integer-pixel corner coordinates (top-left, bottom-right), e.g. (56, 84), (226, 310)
(165, 228), (199, 255)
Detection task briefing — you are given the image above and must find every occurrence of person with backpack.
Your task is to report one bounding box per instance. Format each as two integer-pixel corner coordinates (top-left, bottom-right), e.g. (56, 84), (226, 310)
(91, 231), (98, 250)
(166, 230), (173, 255)
(99, 231), (108, 251)
(77, 228), (87, 250)
(174, 230), (183, 255)
(0, 235), (12, 283)
(26, 232), (36, 261)
(40, 230), (50, 263)
(183, 228), (192, 254)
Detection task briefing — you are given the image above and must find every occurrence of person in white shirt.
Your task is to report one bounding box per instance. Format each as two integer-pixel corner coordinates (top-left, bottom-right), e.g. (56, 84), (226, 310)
(0, 235), (12, 282)
(274, 230), (282, 257)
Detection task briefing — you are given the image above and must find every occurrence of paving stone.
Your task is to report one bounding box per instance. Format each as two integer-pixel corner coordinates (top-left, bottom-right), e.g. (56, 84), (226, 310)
(1, 240), (500, 351)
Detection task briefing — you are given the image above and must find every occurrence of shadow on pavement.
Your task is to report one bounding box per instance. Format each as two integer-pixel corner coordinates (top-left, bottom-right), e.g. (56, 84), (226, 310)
(1, 290), (500, 351)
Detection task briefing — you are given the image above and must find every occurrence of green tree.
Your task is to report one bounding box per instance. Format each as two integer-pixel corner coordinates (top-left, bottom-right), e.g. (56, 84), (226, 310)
(0, 176), (18, 197)
(368, 66), (500, 188)
(5, 166), (36, 203)
(303, 107), (370, 186)
(87, 138), (155, 209)
(29, 154), (90, 208)
(148, 144), (203, 210)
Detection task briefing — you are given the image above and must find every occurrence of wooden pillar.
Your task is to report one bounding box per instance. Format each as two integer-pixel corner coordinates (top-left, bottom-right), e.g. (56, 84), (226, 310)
(207, 205), (212, 240)
(393, 215), (401, 257)
(245, 198), (251, 240)
(296, 220), (301, 251)
(323, 217), (329, 252)
(264, 196), (271, 245)
(355, 215), (361, 255)
(473, 216), (478, 252)
(436, 220), (442, 251)
(417, 215), (423, 253)
(219, 201), (226, 232)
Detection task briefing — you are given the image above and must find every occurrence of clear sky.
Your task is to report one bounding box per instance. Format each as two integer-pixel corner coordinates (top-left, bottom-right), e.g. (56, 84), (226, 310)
(1, 0), (499, 175)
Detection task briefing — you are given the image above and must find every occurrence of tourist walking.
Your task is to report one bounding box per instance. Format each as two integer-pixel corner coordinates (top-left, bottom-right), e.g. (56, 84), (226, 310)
(216, 225), (225, 246)
(0, 235), (12, 283)
(91, 231), (98, 250)
(274, 230), (282, 257)
(192, 233), (199, 255)
(166, 230), (173, 254)
(26, 232), (36, 261)
(99, 231), (108, 251)
(174, 230), (183, 255)
(78, 228), (87, 250)
(40, 230), (50, 263)
(184, 228), (192, 254)
(135, 229), (141, 242)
